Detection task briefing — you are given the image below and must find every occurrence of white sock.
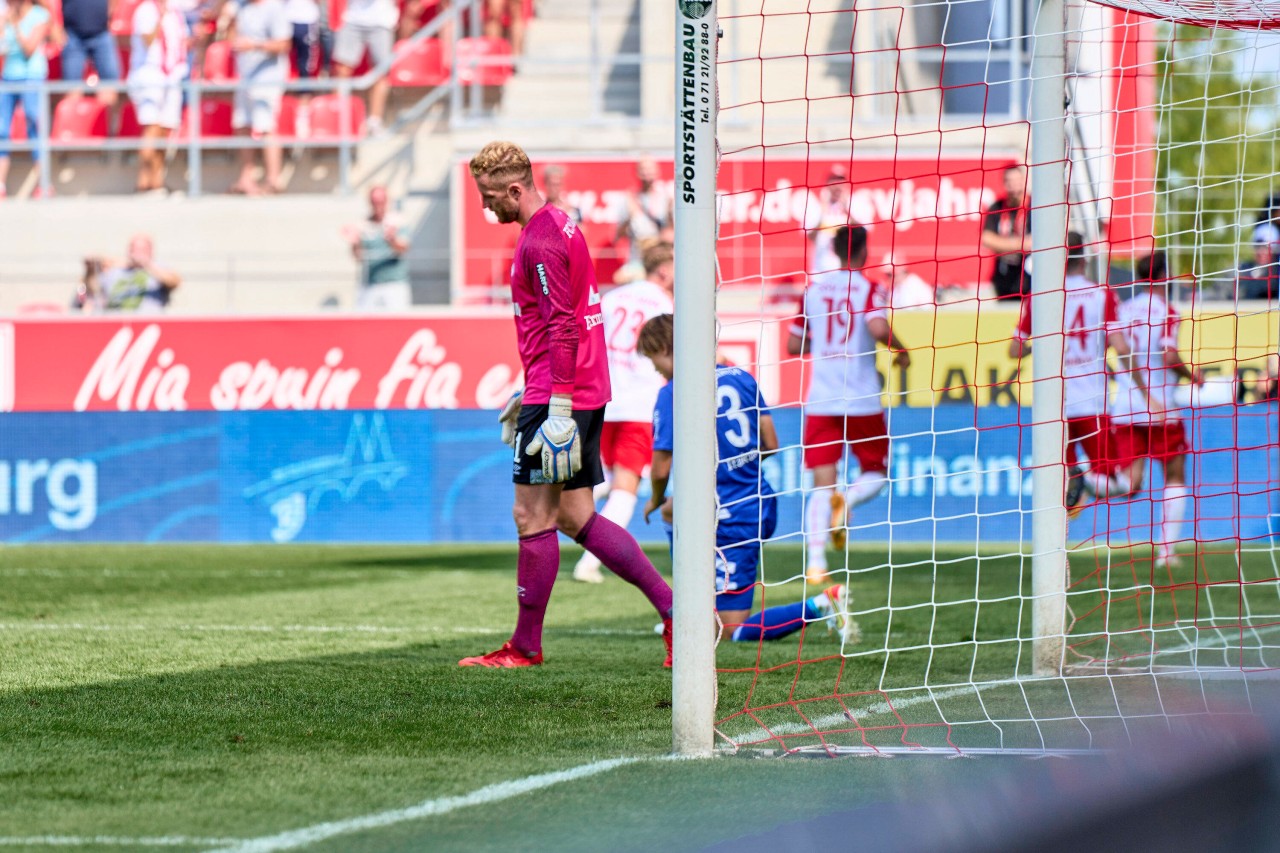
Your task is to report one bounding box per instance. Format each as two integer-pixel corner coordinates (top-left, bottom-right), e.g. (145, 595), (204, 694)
(844, 472), (887, 510)
(592, 480), (611, 502)
(1160, 484), (1191, 550)
(600, 489), (638, 528)
(575, 490), (638, 574)
(1086, 471), (1131, 497)
(805, 487), (834, 571)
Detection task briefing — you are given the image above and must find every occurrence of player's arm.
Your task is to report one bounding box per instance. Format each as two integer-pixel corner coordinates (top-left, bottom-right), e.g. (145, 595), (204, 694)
(644, 450), (672, 522)
(867, 316), (910, 369)
(1009, 299), (1031, 359)
(1108, 328), (1154, 404)
(786, 297), (811, 355)
(758, 413), (779, 458)
(1164, 348), (1203, 385)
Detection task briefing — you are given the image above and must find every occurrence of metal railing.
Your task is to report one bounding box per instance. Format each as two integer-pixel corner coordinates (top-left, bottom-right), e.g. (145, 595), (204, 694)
(0, 0), (475, 197)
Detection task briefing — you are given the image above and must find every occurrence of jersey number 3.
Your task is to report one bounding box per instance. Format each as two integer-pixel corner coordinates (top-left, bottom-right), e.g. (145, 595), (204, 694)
(718, 384), (752, 449)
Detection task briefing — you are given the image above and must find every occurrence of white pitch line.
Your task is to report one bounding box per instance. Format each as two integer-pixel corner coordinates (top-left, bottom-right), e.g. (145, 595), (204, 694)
(0, 836), (240, 847)
(0, 623), (651, 637)
(203, 757), (650, 853)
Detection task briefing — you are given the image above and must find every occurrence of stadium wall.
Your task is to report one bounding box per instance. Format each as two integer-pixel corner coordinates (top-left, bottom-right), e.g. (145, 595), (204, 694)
(2, 405), (1274, 546)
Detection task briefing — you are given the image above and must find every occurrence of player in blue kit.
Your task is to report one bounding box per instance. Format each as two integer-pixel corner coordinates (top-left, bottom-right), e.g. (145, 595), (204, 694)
(636, 314), (858, 643)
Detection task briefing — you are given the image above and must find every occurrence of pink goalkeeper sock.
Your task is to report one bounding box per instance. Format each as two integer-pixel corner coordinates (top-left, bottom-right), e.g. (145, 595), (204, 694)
(576, 513), (673, 617)
(510, 528), (560, 655)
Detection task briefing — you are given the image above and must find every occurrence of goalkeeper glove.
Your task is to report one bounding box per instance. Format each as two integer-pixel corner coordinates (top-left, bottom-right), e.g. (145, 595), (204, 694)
(498, 388), (524, 448)
(525, 394), (581, 483)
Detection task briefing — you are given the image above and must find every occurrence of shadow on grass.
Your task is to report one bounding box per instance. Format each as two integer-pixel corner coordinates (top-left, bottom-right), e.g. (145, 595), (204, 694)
(0, 635), (675, 839)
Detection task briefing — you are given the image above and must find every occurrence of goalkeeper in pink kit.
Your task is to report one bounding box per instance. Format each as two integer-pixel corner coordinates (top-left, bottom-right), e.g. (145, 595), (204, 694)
(459, 141), (675, 669)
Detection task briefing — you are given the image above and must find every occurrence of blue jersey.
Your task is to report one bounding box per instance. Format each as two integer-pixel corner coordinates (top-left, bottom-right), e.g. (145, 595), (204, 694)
(653, 366), (775, 527)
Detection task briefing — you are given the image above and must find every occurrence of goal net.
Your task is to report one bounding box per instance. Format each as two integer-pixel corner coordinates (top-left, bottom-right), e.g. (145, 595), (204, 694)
(672, 0), (1280, 756)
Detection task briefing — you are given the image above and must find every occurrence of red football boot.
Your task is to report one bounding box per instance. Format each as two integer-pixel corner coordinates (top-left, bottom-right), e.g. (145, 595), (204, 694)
(458, 641), (543, 668)
(661, 618), (673, 668)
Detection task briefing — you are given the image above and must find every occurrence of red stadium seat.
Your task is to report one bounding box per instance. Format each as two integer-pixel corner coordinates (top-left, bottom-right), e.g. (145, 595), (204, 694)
(176, 98), (235, 138)
(116, 100), (142, 137)
(454, 37), (512, 86)
(275, 94), (299, 137)
(200, 40), (237, 82)
(390, 38), (446, 87)
(307, 93), (366, 139)
(8, 101), (27, 141)
(52, 96), (110, 141)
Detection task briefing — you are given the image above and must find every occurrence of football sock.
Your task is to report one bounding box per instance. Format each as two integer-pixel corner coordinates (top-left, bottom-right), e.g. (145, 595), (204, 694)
(730, 599), (820, 642)
(576, 513), (673, 616)
(1085, 470), (1132, 497)
(845, 471), (887, 509)
(1160, 484), (1191, 552)
(574, 490), (638, 576)
(510, 528), (560, 655)
(805, 487), (834, 571)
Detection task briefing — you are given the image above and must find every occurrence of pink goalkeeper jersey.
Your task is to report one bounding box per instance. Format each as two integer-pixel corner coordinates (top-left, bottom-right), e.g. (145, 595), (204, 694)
(510, 203), (611, 409)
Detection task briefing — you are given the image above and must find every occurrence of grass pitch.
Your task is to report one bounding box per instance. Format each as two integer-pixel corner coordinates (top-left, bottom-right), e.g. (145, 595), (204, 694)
(1, 543), (1276, 851)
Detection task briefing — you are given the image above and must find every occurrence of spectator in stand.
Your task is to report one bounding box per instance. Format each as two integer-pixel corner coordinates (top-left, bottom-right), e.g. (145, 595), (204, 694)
(170, 0), (223, 75)
(542, 164), (582, 223)
(613, 156), (672, 283)
(55, 0), (122, 102)
(285, 0), (328, 84)
(127, 0), (189, 194)
(484, 0), (523, 55)
(981, 164), (1031, 300)
(1237, 232), (1279, 300)
(0, 0), (53, 199)
(341, 184), (411, 309)
(881, 254), (935, 310)
(398, 0), (448, 44)
(331, 0), (395, 133)
(228, 0), (290, 195)
(1251, 193), (1280, 253)
(79, 234), (182, 312)
(806, 166), (852, 274)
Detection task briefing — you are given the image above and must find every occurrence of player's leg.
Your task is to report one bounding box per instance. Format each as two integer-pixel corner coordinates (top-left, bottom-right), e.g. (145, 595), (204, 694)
(557, 409), (673, 659)
(1154, 423), (1191, 568)
(844, 414), (890, 524)
(574, 423), (647, 583)
(460, 403), (566, 668)
(803, 415), (844, 582)
(1075, 416), (1133, 498)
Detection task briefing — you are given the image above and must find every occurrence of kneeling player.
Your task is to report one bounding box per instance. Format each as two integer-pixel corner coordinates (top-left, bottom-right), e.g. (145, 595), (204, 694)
(637, 314), (857, 642)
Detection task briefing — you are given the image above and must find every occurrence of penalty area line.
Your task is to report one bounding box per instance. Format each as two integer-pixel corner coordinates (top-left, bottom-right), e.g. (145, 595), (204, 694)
(203, 756), (654, 853)
(0, 836), (241, 847)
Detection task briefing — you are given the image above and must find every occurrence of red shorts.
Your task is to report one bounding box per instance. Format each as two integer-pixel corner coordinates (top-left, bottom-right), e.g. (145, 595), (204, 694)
(1067, 415), (1117, 476)
(601, 421), (653, 475)
(1113, 421), (1189, 466)
(803, 413), (889, 473)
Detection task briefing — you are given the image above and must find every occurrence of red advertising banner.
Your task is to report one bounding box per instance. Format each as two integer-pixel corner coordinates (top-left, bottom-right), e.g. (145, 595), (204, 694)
(0, 315), (789, 413)
(456, 154), (1015, 300)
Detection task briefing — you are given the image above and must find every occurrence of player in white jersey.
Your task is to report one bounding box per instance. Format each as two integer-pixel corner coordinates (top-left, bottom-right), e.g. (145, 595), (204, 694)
(1110, 251), (1203, 568)
(1009, 233), (1144, 510)
(787, 225), (911, 583)
(572, 240), (675, 583)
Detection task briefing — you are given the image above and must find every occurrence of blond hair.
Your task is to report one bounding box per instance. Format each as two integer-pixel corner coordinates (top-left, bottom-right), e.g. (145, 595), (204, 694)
(469, 141), (534, 188)
(641, 240), (674, 276)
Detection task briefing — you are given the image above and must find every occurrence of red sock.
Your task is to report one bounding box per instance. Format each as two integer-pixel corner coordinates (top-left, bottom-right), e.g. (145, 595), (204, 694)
(576, 513), (673, 617)
(511, 528), (559, 655)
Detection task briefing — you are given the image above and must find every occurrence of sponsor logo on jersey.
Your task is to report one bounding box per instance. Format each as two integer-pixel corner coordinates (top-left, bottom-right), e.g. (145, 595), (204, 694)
(562, 219), (576, 239)
(588, 290), (601, 306)
(535, 263), (550, 295)
(585, 312), (605, 331)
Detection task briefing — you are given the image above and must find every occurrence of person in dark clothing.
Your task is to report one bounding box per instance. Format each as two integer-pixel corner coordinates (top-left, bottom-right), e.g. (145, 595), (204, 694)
(981, 164), (1031, 300)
